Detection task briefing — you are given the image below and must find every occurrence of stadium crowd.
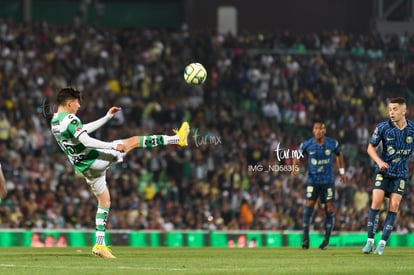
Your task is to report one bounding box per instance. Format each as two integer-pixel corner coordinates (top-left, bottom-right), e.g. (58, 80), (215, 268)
(0, 18), (414, 235)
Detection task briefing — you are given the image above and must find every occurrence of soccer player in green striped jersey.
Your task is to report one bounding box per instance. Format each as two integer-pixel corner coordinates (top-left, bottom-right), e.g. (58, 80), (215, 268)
(51, 87), (190, 258)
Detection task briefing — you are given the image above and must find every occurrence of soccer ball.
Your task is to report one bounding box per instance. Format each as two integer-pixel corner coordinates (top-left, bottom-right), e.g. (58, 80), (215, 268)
(184, 63), (207, 85)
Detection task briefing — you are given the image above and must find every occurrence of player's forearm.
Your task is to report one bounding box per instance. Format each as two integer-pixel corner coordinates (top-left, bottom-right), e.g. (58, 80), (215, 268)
(367, 144), (382, 164)
(0, 164), (7, 199)
(336, 154), (345, 174)
(78, 132), (118, 149)
(83, 113), (114, 133)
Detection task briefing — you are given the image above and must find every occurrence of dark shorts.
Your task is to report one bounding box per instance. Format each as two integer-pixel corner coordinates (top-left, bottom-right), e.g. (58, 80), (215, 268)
(373, 172), (406, 197)
(305, 183), (335, 203)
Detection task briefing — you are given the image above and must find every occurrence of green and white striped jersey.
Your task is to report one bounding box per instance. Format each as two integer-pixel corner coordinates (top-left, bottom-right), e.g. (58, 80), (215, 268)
(51, 112), (99, 173)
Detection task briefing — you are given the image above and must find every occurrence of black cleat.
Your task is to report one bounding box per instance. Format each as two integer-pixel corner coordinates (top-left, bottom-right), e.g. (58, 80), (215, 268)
(302, 238), (309, 250)
(319, 239), (329, 250)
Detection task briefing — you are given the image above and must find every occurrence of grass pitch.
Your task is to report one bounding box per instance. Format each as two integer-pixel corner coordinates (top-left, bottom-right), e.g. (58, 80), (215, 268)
(0, 247), (413, 274)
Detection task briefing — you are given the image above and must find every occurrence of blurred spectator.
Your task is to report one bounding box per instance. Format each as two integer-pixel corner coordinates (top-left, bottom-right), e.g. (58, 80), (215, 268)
(239, 198), (254, 230)
(354, 186), (370, 212)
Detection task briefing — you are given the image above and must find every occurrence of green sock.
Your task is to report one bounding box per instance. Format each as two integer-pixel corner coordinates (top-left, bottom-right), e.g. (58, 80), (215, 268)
(140, 135), (178, 148)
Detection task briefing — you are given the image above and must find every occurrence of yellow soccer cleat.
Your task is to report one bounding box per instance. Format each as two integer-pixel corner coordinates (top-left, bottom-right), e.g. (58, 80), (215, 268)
(92, 244), (116, 259)
(173, 122), (190, 147)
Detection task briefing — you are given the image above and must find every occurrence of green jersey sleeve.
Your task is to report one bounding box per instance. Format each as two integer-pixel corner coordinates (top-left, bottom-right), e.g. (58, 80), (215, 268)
(66, 114), (86, 139)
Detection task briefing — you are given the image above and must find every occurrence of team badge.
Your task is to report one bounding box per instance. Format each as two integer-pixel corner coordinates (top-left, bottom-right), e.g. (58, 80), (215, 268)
(406, 136), (413, 144)
(311, 158), (317, 165)
(387, 146), (395, 155)
(324, 149), (331, 156)
(375, 181), (381, 187)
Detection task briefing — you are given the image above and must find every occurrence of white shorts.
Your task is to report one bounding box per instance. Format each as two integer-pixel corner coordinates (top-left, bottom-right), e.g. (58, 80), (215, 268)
(81, 148), (125, 195)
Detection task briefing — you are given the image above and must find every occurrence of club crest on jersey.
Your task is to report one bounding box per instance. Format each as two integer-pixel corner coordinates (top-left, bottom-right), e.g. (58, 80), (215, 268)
(387, 146), (395, 155)
(324, 149), (331, 156)
(406, 136), (413, 143)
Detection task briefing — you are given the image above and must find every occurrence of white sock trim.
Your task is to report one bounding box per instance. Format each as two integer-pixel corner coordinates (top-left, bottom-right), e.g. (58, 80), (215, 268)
(164, 135), (179, 145)
(96, 232), (106, 246)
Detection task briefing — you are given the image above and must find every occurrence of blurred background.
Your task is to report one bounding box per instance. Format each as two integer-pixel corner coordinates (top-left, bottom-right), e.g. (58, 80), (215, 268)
(0, 0), (414, 247)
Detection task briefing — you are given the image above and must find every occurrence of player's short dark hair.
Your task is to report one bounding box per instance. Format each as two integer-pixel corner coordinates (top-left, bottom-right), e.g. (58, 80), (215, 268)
(389, 97), (406, 105)
(312, 119), (325, 128)
(57, 87), (82, 105)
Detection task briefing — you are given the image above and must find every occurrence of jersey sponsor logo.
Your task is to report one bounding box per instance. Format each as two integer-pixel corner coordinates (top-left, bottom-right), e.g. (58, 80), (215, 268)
(375, 181), (381, 186)
(311, 158), (330, 165)
(406, 136), (413, 143)
(309, 151), (316, 155)
(386, 137), (394, 141)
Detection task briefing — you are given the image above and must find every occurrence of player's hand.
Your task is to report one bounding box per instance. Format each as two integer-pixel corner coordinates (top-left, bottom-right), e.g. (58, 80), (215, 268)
(377, 160), (389, 170)
(107, 107), (122, 115)
(291, 170), (297, 177)
(115, 143), (126, 153)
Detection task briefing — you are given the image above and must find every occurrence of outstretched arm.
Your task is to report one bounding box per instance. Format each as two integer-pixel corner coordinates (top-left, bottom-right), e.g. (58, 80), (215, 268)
(0, 164), (7, 199)
(83, 107), (121, 133)
(78, 131), (126, 152)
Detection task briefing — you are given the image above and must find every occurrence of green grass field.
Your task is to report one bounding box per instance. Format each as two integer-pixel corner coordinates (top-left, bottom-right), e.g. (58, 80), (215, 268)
(0, 247), (413, 274)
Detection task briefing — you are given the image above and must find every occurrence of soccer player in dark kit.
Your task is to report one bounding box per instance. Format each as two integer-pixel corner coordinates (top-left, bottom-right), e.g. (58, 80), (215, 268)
(292, 120), (346, 250)
(362, 97), (414, 255)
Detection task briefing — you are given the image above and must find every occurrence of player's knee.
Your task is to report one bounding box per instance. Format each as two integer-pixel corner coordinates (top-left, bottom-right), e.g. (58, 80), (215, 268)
(96, 189), (111, 208)
(326, 206), (335, 213)
(99, 198), (111, 208)
(371, 200), (382, 209)
(389, 202), (400, 212)
(305, 200), (315, 207)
